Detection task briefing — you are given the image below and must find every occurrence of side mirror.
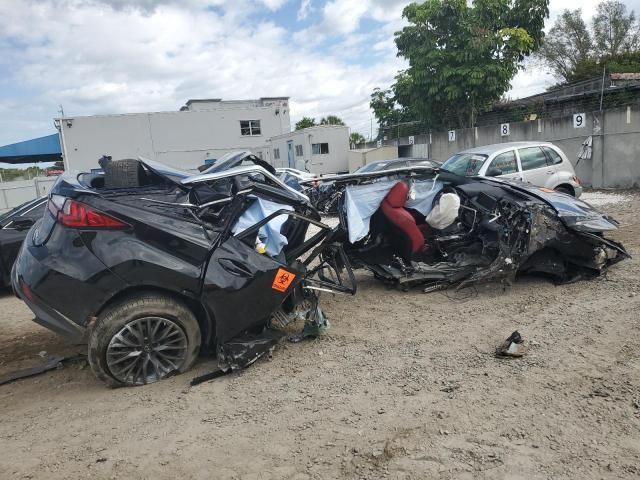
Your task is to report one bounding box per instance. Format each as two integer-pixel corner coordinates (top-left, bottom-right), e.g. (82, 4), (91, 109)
(12, 218), (35, 231)
(486, 167), (503, 177)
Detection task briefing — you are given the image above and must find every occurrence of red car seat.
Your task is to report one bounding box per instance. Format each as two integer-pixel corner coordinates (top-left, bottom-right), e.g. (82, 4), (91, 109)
(380, 182), (427, 260)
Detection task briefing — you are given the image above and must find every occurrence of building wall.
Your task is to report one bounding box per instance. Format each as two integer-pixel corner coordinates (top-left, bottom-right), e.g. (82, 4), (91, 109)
(58, 101), (291, 173)
(267, 125), (349, 175)
(360, 105), (640, 188)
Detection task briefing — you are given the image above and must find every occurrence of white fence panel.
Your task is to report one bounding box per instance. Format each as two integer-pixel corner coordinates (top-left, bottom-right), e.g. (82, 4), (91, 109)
(0, 177), (57, 212)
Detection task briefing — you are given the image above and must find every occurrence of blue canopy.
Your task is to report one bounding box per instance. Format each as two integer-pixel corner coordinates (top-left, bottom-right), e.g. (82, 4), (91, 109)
(0, 134), (62, 163)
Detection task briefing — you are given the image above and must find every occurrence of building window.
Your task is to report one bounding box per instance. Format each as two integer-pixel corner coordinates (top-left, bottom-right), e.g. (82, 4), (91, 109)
(273, 148), (280, 160)
(240, 120), (261, 136)
(295, 145), (303, 156)
(312, 143), (329, 155)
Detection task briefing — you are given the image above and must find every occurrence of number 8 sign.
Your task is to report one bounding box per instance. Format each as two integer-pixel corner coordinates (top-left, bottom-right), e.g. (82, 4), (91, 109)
(501, 123), (510, 136)
(573, 113), (586, 128)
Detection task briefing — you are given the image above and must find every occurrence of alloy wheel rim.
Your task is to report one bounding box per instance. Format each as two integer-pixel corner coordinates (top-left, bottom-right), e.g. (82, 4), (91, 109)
(106, 317), (188, 385)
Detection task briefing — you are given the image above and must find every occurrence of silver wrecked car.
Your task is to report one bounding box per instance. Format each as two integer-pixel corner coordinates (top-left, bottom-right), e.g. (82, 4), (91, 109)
(442, 142), (583, 197)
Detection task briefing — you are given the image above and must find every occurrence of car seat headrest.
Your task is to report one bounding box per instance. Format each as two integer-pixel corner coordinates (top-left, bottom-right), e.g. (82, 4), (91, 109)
(384, 182), (409, 208)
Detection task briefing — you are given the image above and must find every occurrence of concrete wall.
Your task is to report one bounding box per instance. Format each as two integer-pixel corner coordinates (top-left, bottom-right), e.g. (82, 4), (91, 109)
(58, 101), (291, 173)
(0, 177), (57, 212)
(375, 105), (640, 188)
(267, 125), (350, 175)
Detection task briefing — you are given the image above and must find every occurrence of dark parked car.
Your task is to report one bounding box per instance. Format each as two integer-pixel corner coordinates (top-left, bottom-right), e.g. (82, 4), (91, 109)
(0, 197), (47, 286)
(13, 153), (354, 386)
(353, 157), (439, 173)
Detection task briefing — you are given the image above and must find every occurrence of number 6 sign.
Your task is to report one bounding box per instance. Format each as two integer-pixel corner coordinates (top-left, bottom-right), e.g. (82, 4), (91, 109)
(573, 113), (586, 128)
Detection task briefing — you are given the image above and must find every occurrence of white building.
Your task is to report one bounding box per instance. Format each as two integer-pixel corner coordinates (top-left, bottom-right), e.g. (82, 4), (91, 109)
(56, 97), (290, 172)
(267, 125), (349, 175)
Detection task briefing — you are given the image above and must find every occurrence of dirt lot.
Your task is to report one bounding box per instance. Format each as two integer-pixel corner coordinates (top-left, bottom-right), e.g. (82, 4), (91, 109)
(1, 191), (639, 480)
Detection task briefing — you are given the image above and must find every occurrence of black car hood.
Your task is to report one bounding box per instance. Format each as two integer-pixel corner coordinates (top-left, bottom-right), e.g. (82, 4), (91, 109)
(490, 179), (619, 233)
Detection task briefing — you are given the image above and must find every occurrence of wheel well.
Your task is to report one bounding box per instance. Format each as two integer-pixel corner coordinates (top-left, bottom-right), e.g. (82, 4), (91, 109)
(555, 184), (575, 196)
(93, 286), (215, 350)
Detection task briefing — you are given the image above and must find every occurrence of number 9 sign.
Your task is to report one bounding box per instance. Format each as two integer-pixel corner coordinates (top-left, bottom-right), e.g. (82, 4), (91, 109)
(573, 113), (586, 128)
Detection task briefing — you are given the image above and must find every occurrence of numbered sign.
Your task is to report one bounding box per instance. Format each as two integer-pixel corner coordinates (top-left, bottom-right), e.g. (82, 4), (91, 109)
(376, 140), (382, 148)
(408, 135), (415, 145)
(501, 123), (510, 136)
(573, 113), (586, 128)
(448, 130), (456, 142)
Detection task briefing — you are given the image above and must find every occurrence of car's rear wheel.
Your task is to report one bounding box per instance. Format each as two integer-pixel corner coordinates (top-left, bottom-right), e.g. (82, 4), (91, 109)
(88, 293), (201, 387)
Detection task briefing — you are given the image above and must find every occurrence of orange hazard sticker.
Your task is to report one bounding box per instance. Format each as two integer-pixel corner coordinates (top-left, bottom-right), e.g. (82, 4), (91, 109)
(272, 268), (296, 292)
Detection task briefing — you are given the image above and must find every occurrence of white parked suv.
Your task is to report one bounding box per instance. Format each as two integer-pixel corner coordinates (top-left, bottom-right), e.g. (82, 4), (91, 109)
(441, 142), (583, 197)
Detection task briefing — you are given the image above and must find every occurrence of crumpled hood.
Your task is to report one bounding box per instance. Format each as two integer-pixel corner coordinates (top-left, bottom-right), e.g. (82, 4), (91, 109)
(491, 179), (619, 233)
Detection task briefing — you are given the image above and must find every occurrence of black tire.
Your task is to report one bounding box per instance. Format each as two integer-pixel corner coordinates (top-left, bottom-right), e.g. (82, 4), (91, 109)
(88, 293), (201, 387)
(104, 158), (145, 188)
(554, 185), (574, 197)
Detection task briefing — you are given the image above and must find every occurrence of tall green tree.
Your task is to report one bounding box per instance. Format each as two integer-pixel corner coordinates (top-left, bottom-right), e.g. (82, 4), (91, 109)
(319, 115), (345, 126)
(391, 0), (549, 129)
(593, 1), (640, 57)
(537, 2), (640, 83)
(295, 117), (316, 130)
(536, 10), (593, 81)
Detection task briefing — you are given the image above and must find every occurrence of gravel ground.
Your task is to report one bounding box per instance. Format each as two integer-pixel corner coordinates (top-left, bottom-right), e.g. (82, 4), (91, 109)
(0, 191), (639, 480)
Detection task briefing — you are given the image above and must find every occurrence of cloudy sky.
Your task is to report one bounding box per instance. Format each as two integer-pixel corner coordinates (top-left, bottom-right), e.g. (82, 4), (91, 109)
(0, 0), (638, 146)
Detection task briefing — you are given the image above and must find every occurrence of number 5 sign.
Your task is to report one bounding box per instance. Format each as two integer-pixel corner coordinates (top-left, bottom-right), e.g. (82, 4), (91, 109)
(573, 113), (586, 128)
(501, 123), (510, 136)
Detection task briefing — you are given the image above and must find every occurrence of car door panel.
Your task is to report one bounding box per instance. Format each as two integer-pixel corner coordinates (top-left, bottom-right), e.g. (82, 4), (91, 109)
(518, 147), (556, 188)
(202, 235), (302, 343)
(540, 146), (571, 187)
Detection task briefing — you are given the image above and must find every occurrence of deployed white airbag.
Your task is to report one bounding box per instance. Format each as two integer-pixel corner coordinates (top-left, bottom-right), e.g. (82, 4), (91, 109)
(345, 179), (443, 243)
(425, 193), (460, 230)
(232, 197), (293, 256)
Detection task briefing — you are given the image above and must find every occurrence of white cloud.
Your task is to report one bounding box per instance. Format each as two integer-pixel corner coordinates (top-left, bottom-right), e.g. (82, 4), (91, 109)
(0, 0), (404, 144)
(258, 0), (289, 11)
(322, 0), (369, 35)
(3, 0), (637, 146)
(297, 0), (312, 20)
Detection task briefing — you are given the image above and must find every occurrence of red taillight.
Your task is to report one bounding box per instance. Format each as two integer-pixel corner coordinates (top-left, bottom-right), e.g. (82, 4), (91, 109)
(49, 198), (127, 229)
(21, 280), (35, 302)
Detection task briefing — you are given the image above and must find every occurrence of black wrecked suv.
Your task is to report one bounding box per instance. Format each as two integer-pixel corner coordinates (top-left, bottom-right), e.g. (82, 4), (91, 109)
(12, 152), (354, 387)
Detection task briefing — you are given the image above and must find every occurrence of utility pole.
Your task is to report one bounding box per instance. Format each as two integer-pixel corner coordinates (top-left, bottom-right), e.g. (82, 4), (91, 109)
(599, 65), (606, 111)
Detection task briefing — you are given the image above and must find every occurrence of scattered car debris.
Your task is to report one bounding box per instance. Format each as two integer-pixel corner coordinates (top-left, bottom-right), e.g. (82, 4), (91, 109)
(0, 354), (85, 386)
(496, 331), (527, 358)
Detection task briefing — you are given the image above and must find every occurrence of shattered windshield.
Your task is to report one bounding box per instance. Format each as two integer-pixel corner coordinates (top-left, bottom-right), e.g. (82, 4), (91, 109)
(442, 153), (488, 176)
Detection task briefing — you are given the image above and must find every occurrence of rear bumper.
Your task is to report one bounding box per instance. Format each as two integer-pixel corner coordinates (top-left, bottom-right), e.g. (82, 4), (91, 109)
(12, 241), (87, 342)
